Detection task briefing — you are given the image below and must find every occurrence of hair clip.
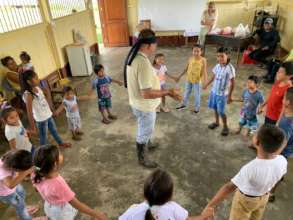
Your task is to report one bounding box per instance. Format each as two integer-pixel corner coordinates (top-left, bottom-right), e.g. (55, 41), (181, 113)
(34, 166), (41, 171)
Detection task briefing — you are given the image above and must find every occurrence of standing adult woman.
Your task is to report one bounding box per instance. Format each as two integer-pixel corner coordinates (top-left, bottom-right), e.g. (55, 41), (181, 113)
(124, 29), (181, 168)
(198, 1), (218, 46)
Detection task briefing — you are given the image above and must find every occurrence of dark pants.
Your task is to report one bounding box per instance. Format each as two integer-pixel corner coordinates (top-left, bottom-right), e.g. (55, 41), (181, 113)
(266, 59), (281, 81)
(249, 48), (274, 64)
(264, 116), (277, 125)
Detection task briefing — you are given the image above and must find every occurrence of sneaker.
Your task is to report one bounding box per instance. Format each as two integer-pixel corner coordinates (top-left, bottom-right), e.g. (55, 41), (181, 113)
(221, 127), (229, 136)
(208, 123), (219, 130)
(176, 105), (186, 110)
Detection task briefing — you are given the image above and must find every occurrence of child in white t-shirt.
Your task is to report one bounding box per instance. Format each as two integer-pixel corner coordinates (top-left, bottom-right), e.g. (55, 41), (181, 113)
(2, 107), (34, 154)
(19, 51), (34, 72)
(119, 169), (213, 220)
(153, 54), (177, 113)
(202, 125), (287, 220)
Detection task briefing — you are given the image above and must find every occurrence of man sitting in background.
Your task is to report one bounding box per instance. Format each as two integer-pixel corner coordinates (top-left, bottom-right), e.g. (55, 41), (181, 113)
(249, 17), (280, 67)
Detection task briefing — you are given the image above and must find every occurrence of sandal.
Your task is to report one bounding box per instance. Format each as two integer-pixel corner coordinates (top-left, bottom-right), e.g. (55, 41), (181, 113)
(102, 118), (111, 124)
(208, 123), (219, 130)
(108, 114), (117, 120)
(161, 107), (170, 113)
(221, 127), (229, 136)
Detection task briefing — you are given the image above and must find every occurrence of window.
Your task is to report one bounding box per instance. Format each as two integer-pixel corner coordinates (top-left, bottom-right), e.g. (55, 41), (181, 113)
(0, 0), (42, 33)
(48, 0), (86, 19)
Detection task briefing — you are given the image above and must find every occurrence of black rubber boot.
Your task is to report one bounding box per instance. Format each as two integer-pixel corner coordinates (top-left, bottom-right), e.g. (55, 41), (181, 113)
(136, 143), (158, 168)
(147, 141), (159, 151)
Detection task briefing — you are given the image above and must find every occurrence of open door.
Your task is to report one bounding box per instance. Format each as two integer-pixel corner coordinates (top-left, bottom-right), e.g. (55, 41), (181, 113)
(98, 0), (129, 47)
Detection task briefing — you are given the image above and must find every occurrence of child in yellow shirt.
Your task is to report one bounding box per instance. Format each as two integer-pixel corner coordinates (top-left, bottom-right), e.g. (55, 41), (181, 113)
(176, 44), (207, 113)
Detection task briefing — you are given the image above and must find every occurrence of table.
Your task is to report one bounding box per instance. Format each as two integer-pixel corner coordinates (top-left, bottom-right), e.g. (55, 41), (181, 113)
(205, 34), (251, 66)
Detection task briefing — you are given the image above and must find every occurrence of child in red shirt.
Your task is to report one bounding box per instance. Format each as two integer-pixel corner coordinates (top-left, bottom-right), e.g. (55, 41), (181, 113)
(260, 62), (293, 125)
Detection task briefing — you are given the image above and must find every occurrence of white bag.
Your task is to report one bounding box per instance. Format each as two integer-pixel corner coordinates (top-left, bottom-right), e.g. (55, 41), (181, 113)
(234, 23), (246, 38)
(245, 25), (251, 36)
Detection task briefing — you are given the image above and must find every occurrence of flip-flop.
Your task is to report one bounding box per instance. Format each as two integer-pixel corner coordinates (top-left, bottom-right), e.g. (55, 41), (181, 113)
(208, 123), (219, 130)
(27, 205), (39, 215)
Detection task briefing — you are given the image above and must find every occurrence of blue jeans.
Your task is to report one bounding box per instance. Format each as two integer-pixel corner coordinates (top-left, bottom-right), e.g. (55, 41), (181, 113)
(183, 82), (201, 111)
(132, 108), (156, 144)
(0, 185), (32, 220)
(36, 117), (63, 145)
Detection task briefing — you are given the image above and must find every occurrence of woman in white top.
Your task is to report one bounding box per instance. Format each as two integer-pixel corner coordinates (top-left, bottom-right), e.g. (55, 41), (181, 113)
(198, 2), (218, 46)
(21, 70), (71, 148)
(119, 169), (214, 220)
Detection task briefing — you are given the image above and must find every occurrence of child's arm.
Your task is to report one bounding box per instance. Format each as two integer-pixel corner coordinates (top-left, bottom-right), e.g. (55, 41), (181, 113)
(227, 78), (235, 104)
(203, 75), (215, 90)
(3, 167), (33, 189)
(54, 103), (65, 116)
(176, 63), (189, 82)
(8, 139), (17, 150)
(111, 79), (123, 86)
(69, 197), (107, 220)
(165, 72), (178, 81)
(187, 207), (214, 220)
(203, 181), (237, 213)
(25, 94), (37, 135)
(202, 58), (208, 85)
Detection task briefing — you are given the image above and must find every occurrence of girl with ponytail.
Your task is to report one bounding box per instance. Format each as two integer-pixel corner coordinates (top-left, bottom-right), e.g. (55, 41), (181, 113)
(124, 29), (182, 169)
(32, 145), (107, 220)
(119, 169), (214, 220)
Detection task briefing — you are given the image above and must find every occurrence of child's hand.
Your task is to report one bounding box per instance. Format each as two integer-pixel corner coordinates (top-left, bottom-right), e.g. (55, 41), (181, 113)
(118, 81), (123, 86)
(169, 88), (182, 101)
(28, 128), (38, 136)
(201, 207), (215, 219)
(94, 212), (107, 220)
(203, 84), (208, 90)
(227, 96), (233, 104)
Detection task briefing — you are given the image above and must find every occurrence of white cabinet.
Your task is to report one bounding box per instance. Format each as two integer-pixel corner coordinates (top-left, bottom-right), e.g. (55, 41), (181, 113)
(66, 44), (93, 76)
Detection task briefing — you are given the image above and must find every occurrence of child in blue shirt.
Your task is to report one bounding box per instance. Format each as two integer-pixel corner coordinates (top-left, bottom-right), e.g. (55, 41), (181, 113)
(204, 47), (235, 136)
(233, 75), (264, 136)
(89, 64), (123, 124)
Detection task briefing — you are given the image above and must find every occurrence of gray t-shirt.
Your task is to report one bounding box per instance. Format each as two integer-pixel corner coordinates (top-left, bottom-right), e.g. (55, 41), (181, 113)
(241, 89), (264, 119)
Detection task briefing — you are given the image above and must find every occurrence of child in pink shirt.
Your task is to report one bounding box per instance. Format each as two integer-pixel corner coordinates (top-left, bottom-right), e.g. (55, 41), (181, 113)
(0, 150), (41, 220)
(32, 145), (107, 220)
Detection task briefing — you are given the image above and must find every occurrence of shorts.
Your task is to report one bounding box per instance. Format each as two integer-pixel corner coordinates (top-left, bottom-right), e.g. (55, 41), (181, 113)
(44, 201), (78, 220)
(67, 116), (81, 130)
(208, 92), (227, 116)
(239, 116), (258, 133)
(160, 83), (167, 90)
(98, 98), (112, 112)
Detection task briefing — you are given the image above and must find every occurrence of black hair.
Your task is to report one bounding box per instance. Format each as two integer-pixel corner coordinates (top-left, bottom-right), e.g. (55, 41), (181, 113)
(20, 51), (31, 62)
(0, 91), (4, 97)
(257, 125), (285, 154)
(193, 44), (203, 50)
(1, 107), (17, 121)
(248, 75), (259, 84)
(63, 86), (74, 94)
(217, 47), (230, 64)
(153, 53), (164, 65)
(94, 64), (104, 74)
(20, 70), (37, 97)
(33, 145), (59, 184)
(124, 29), (157, 88)
(281, 61), (293, 76)
(285, 87), (293, 104)
(144, 169), (174, 220)
(1, 150), (32, 171)
(1, 56), (14, 67)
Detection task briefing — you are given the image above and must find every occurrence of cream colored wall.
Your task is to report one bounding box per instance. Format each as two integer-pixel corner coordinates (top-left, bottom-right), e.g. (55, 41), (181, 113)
(275, 0), (293, 51)
(0, 24), (56, 79)
(0, 10), (97, 80)
(127, 0), (267, 35)
(53, 10), (97, 66)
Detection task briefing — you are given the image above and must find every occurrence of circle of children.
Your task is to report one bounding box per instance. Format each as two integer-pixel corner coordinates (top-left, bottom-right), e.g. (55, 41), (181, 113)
(0, 37), (293, 220)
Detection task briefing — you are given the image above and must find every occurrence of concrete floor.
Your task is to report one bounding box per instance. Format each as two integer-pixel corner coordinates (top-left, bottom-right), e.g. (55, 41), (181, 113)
(1, 46), (293, 220)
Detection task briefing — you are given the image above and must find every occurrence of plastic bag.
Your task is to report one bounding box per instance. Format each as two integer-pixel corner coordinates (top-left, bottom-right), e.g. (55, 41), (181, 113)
(234, 24), (246, 38)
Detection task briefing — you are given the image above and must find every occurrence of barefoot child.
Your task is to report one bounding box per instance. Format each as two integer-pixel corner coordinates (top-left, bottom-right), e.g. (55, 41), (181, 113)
(233, 75), (264, 136)
(32, 145), (107, 220)
(119, 169), (214, 220)
(21, 70), (71, 148)
(260, 62), (293, 125)
(204, 47), (235, 136)
(202, 125), (287, 220)
(2, 107), (35, 154)
(176, 44), (207, 113)
(0, 150), (41, 220)
(153, 53), (177, 112)
(88, 64), (123, 124)
(55, 86), (92, 141)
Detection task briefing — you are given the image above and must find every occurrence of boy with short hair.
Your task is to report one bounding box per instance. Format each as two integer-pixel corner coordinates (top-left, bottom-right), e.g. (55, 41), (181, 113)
(233, 75), (264, 136)
(202, 125), (287, 220)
